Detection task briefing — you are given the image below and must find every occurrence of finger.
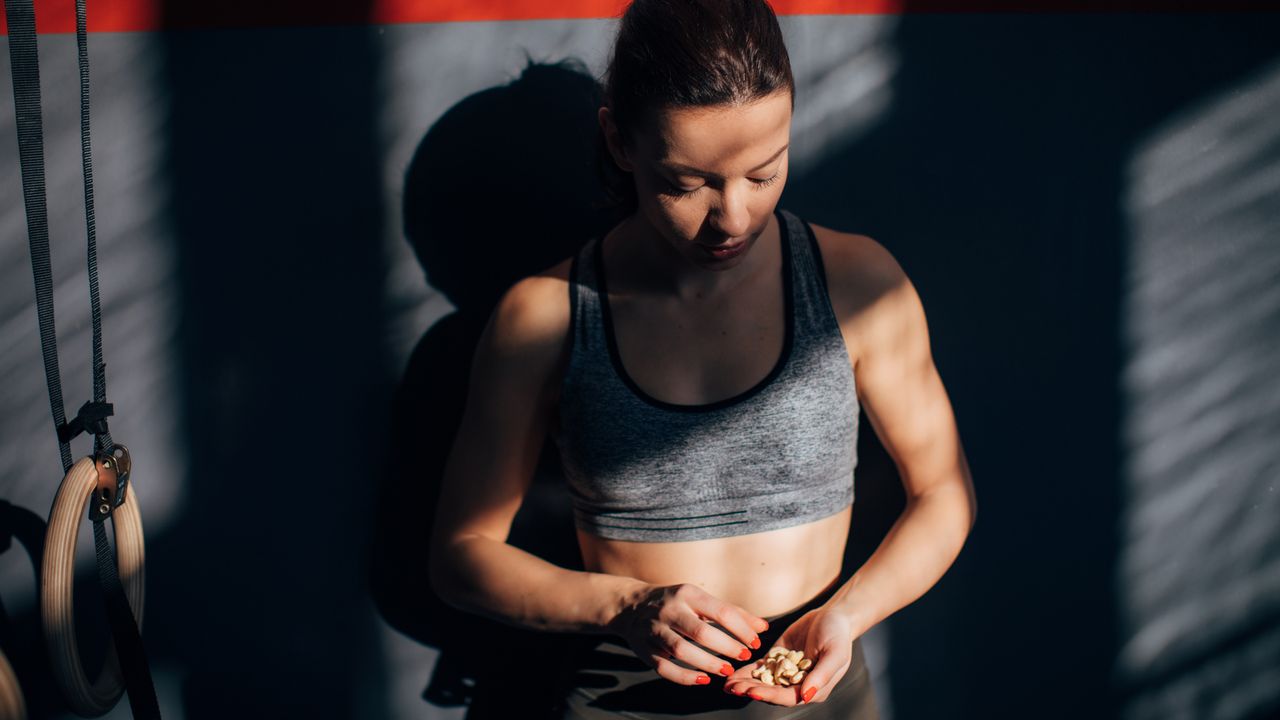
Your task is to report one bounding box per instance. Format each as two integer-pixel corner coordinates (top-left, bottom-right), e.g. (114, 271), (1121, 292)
(670, 612), (754, 664)
(805, 660), (849, 704)
(654, 625), (737, 680)
(797, 644), (851, 704)
(651, 652), (715, 687)
(723, 679), (748, 697)
(722, 662), (762, 697)
(735, 679), (800, 706)
(682, 591), (767, 649)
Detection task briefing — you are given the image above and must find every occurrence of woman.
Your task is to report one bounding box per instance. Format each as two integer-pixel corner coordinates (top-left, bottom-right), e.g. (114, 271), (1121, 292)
(428, 0), (977, 717)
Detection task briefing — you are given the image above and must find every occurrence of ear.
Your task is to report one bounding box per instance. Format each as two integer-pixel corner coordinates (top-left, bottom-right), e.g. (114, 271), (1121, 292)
(598, 106), (635, 173)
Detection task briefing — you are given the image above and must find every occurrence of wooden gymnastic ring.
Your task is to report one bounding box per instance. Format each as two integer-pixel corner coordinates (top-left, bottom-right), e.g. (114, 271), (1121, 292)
(41, 456), (146, 717)
(0, 649), (26, 720)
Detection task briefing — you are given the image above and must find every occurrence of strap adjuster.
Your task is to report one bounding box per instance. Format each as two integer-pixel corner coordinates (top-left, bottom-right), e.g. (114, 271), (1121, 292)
(89, 445), (131, 522)
(56, 400), (114, 443)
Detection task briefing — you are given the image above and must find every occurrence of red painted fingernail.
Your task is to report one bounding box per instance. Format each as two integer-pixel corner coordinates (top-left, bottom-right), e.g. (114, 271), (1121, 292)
(803, 687), (817, 703)
(738, 648), (751, 660)
(748, 691), (763, 701)
(696, 675), (711, 685)
(720, 664), (733, 677)
(749, 637), (761, 650)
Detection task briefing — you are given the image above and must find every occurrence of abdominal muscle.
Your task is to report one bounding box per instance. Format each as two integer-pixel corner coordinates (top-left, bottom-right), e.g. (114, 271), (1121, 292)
(576, 505), (851, 618)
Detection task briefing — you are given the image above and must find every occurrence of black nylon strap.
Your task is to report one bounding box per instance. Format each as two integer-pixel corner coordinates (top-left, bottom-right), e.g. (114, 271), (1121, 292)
(5, 0), (73, 473)
(78, 0), (113, 457)
(93, 520), (161, 719)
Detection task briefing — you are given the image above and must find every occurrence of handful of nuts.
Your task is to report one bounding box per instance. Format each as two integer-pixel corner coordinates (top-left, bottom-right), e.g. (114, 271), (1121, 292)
(750, 647), (812, 687)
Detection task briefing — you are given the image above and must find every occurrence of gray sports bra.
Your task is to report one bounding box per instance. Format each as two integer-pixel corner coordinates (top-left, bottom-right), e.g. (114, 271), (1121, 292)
(551, 208), (859, 542)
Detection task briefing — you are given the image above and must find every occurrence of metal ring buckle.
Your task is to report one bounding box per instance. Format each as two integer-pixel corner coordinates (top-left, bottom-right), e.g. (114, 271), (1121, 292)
(89, 444), (130, 522)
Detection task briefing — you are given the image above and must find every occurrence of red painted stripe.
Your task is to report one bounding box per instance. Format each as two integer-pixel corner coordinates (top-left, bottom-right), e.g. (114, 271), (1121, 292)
(1, 0), (1274, 35)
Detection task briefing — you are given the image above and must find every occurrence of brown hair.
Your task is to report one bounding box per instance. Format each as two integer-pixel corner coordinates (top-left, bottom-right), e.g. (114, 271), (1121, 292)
(597, 0), (796, 213)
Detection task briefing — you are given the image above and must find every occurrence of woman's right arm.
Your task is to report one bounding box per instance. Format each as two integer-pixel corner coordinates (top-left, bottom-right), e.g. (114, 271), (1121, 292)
(428, 267), (642, 634)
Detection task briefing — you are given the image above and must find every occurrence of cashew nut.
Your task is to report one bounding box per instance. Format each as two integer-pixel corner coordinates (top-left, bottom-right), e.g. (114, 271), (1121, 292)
(752, 647), (812, 686)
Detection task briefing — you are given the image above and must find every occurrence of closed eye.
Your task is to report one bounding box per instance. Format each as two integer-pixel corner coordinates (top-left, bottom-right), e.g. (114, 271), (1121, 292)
(664, 171), (781, 199)
(751, 172), (781, 188)
(666, 181), (702, 198)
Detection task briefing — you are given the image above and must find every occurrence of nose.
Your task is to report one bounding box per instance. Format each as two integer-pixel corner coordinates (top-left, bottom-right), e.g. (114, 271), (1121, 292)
(709, 182), (752, 239)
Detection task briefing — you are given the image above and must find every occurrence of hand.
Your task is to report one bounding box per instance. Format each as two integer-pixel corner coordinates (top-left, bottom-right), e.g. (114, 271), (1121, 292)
(723, 605), (855, 705)
(608, 583), (770, 687)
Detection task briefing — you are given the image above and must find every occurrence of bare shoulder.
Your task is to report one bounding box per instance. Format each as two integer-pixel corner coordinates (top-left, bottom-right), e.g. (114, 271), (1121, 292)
(808, 223), (905, 307)
(482, 256), (575, 369)
(807, 223), (927, 366)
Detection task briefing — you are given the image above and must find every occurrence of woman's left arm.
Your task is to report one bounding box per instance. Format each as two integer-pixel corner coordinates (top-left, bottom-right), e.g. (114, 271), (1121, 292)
(824, 233), (978, 642)
(728, 231), (977, 706)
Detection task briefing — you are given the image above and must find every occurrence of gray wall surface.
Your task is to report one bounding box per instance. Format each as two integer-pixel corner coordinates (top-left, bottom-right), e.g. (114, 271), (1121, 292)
(1, 10), (1277, 720)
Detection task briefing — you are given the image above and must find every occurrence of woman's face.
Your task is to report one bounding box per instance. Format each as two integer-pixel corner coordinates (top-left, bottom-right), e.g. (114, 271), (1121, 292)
(602, 89), (792, 272)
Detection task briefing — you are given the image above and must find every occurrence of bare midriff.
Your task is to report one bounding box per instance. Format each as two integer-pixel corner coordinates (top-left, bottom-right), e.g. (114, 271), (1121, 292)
(576, 505), (851, 618)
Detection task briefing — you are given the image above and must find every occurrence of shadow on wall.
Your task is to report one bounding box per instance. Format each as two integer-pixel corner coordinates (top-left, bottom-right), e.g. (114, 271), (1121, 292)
(0, 502), (45, 716)
(368, 58), (625, 718)
(785, 9), (1280, 720)
(146, 4), (391, 718)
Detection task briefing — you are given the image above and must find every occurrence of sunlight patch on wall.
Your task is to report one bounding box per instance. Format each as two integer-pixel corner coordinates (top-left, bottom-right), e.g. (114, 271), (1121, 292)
(783, 14), (899, 174)
(1119, 56), (1280, 720)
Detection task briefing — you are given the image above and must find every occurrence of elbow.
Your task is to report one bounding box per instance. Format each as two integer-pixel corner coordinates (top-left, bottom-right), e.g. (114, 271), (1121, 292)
(960, 452), (976, 532)
(428, 537), (467, 610)
(429, 532), (497, 616)
(965, 477), (978, 532)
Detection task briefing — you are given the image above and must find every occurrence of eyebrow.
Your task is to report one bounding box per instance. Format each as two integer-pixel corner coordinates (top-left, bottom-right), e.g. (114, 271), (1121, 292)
(662, 143), (789, 178)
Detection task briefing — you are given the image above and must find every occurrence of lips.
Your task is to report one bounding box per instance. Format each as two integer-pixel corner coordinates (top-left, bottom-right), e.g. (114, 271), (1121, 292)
(700, 239), (748, 260)
(704, 239), (745, 251)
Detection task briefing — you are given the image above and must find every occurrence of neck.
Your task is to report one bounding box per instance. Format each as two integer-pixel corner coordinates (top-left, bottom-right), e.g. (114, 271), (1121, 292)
(609, 212), (778, 301)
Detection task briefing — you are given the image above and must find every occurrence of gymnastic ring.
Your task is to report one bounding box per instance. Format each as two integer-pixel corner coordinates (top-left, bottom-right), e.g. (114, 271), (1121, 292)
(0, 649), (26, 720)
(41, 454), (146, 717)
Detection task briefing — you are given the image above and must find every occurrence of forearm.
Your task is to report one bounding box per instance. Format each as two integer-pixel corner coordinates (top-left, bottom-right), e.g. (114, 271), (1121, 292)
(431, 533), (647, 634)
(825, 481), (975, 637)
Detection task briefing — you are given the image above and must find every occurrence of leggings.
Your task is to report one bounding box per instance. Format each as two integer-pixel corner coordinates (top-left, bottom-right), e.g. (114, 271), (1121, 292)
(549, 582), (880, 719)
